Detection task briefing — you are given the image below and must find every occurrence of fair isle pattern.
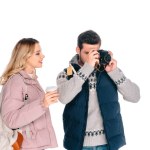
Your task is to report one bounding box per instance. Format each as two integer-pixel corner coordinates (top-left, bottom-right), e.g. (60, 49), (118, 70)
(85, 129), (105, 136)
(88, 72), (97, 91)
(57, 70), (88, 81)
(57, 71), (67, 79)
(115, 76), (126, 85)
(77, 70), (88, 81)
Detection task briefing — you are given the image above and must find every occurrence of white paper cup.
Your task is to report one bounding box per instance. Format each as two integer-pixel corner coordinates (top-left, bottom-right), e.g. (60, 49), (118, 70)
(45, 86), (57, 92)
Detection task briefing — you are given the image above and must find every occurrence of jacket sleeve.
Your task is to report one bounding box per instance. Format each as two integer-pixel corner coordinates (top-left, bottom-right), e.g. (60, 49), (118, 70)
(1, 75), (48, 129)
(56, 63), (94, 104)
(108, 68), (140, 103)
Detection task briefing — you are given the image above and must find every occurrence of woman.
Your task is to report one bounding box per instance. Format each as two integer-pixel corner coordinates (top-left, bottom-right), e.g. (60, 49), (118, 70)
(0, 38), (58, 150)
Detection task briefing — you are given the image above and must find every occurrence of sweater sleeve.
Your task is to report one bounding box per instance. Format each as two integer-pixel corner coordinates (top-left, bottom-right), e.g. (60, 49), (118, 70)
(56, 63), (94, 104)
(1, 75), (48, 129)
(107, 68), (140, 103)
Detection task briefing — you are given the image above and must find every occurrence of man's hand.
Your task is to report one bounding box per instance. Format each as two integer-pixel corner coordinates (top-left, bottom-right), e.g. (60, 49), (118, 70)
(105, 51), (117, 72)
(87, 50), (99, 67)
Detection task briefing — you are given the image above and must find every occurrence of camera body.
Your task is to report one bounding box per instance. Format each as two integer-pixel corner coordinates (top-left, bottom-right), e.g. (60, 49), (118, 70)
(97, 49), (111, 70)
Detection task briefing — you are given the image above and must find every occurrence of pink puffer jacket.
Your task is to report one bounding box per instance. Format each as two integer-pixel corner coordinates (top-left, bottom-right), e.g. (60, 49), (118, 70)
(1, 70), (58, 150)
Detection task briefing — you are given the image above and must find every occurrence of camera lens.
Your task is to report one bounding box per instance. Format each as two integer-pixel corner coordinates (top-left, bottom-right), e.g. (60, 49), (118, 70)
(99, 50), (111, 65)
(104, 53), (111, 63)
(96, 49), (111, 71)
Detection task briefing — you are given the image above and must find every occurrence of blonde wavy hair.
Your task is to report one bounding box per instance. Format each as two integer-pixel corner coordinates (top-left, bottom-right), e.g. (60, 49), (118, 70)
(0, 38), (39, 85)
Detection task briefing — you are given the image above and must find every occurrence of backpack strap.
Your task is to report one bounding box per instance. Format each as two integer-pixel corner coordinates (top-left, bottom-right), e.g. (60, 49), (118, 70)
(0, 85), (18, 147)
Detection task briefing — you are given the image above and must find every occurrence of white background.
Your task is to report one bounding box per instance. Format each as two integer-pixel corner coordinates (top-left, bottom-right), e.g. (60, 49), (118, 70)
(0, 0), (149, 149)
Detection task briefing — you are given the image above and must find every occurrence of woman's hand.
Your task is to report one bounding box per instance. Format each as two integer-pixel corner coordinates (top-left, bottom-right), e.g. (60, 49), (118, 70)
(43, 90), (59, 108)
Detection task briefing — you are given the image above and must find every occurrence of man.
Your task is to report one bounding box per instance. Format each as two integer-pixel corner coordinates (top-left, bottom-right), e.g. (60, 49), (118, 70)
(57, 30), (140, 150)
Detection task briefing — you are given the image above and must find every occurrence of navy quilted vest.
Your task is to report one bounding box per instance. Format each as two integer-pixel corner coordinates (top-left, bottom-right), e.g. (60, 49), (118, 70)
(63, 64), (126, 150)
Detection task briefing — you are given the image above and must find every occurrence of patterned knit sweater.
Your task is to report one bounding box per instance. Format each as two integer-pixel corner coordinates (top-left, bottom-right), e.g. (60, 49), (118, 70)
(57, 54), (140, 147)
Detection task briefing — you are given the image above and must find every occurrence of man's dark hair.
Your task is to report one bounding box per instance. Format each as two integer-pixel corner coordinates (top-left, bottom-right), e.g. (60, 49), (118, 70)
(77, 30), (101, 50)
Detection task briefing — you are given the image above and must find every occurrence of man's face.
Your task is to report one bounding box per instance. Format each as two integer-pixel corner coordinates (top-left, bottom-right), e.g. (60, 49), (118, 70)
(76, 43), (100, 66)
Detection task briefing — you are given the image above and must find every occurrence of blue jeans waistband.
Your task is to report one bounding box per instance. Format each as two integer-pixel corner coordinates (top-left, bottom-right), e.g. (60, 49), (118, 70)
(82, 144), (108, 150)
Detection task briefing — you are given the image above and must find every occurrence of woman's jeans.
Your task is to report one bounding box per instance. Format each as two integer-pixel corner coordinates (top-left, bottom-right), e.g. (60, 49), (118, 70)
(82, 144), (108, 150)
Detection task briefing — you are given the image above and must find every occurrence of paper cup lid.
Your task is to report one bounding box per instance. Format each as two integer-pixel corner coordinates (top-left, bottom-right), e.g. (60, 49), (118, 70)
(46, 86), (57, 92)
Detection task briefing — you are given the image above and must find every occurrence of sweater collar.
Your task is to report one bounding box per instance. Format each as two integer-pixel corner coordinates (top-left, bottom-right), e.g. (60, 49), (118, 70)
(70, 54), (79, 65)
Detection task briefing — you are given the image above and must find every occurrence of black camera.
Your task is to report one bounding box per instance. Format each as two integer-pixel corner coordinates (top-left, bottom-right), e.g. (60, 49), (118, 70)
(97, 49), (111, 71)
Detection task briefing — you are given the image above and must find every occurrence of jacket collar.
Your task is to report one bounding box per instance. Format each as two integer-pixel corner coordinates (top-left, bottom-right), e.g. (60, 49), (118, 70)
(18, 70), (38, 85)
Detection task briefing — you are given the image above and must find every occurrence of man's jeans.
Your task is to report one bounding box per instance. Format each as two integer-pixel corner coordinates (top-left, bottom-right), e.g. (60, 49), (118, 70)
(82, 144), (108, 150)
